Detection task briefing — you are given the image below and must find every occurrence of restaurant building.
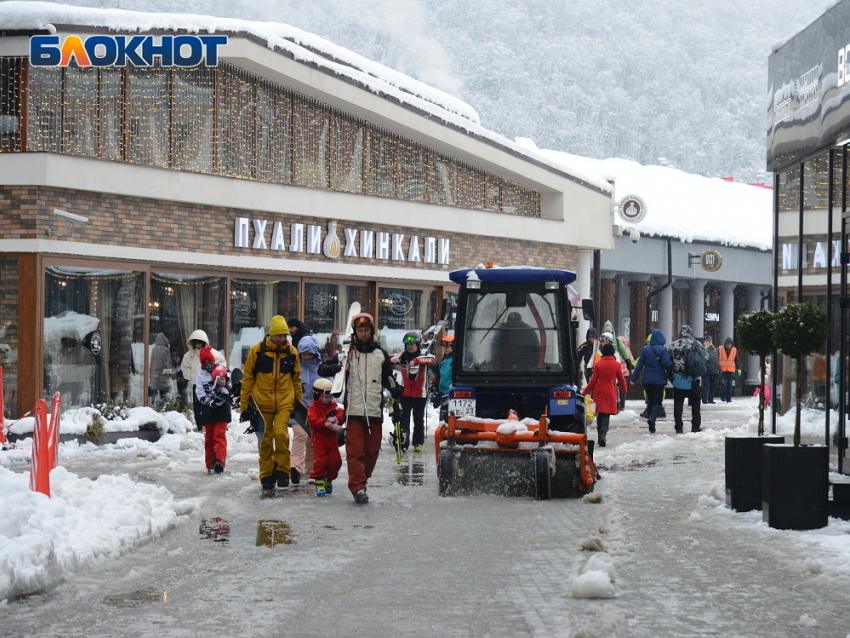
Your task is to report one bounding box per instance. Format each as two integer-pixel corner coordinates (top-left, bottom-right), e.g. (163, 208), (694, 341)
(0, 4), (613, 417)
(768, 0), (850, 472)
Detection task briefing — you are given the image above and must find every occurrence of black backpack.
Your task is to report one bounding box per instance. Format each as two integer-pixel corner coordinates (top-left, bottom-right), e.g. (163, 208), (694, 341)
(685, 344), (707, 378)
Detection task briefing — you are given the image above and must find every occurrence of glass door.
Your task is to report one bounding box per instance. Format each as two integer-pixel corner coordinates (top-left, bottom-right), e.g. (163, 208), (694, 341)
(841, 215), (850, 473)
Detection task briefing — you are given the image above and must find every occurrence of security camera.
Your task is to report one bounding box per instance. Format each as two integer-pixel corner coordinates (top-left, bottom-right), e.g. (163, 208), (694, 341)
(628, 228), (640, 244)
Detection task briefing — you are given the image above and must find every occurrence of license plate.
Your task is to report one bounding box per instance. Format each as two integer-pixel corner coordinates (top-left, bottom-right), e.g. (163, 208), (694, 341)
(449, 398), (476, 417)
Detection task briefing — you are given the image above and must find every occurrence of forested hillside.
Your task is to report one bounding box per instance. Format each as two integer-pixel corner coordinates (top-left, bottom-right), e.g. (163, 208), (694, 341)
(35, 0), (827, 180)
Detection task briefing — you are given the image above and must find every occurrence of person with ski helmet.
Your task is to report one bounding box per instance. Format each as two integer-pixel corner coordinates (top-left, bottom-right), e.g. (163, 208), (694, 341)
(390, 330), (434, 453)
(307, 378), (345, 497)
(320, 312), (400, 504)
(239, 316), (303, 493)
(434, 334), (455, 405)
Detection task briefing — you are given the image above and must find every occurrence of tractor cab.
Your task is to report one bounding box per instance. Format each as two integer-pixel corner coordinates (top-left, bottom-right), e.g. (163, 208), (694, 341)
(435, 265), (597, 499)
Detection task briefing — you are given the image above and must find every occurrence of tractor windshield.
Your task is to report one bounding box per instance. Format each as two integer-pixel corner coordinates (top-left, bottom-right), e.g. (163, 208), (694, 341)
(460, 289), (564, 373)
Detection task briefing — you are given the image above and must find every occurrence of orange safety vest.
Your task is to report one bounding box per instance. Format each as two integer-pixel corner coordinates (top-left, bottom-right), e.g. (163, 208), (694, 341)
(719, 346), (737, 373)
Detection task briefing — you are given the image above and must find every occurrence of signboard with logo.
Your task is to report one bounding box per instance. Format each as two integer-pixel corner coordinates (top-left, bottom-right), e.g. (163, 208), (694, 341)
(767, 0), (850, 170)
(700, 250), (722, 272)
(617, 195), (647, 224)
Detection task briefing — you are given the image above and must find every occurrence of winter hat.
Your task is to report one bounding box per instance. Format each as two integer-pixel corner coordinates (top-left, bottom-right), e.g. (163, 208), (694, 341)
(601, 343), (615, 357)
(288, 318), (302, 330)
(199, 346), (216, 365)
(270, 315), (289, 336)
(724, 337), (733, 346)
(586, 328), (598, 340)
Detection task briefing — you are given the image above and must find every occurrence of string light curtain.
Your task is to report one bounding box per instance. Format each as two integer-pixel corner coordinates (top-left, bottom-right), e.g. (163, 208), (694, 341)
(1, 57), (541, 217)
(128, 66), (170, 168)
(256, 80), (292, 184)
(218, 64), (255, 179)
(0, 58), (24, 151)
(294, 95), (329, 188)
(173, 66), (214, 173)
(63, 64), (99, 157)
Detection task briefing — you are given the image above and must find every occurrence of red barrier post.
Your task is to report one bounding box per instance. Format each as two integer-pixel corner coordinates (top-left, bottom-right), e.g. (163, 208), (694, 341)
(0, 365), (5, 446)
(29, 399), (49, 496)
(49, 392), (62, 468)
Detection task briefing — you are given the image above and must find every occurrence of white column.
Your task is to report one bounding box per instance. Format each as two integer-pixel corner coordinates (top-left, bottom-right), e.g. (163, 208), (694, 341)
(744, 285), (763, 385)
(659, 285), (674, 343)
(689, 279), (706, 338)
(577, 250), (593, 338)
(720, 282), (736, 348)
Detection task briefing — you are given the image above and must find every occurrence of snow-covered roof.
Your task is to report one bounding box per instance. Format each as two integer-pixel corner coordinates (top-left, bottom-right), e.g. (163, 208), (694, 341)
(516, 139), (773, 251)
(0, 1), (612, 194)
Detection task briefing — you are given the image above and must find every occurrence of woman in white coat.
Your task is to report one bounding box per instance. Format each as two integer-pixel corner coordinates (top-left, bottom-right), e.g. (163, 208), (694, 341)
(181, 329), (226, 429)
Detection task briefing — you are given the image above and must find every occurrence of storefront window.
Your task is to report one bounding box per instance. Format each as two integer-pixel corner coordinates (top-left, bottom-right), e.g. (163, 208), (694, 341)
(294, 96), (329, 188)
(44, 267), (144, 410)
(0, 257), (19, 418)
(230, 279), (299, 369)
(256, 81), (292, 184)
(218, 65), (255, 179)
(0, 57), (24, 152)
(378, 287), (438, 354)
(304, 282), (372, 359)
(330, 114), (364, 193)
(703, 284), (720, 345)
(27, 67), (62, 152)
(150, 273), (225, 407)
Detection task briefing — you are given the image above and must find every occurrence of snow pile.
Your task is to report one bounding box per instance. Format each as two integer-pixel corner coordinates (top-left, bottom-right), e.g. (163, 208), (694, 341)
(7, 406), (195, 436)
(0, 465), (191, 601)
(570, 568), (616, 599)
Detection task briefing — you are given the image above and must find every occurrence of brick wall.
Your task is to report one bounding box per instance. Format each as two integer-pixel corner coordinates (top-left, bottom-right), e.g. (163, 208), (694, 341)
(0, 185), (579, 273)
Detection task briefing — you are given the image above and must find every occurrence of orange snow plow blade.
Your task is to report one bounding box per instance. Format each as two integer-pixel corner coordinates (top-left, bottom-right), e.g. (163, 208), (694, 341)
(434, 414), (596, 499)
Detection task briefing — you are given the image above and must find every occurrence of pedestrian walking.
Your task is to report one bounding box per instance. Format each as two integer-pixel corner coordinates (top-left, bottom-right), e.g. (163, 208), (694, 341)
(239, 315), (304, 493)
(181, 329), (226, 430)
(702, 336), (720, 403)
(307, 378), (345, 497)
(668, 325), (708, 433)
(576, 327), (598, 385)
(195, 347), (232, 474)
(600, 320), (635, 410)
(287, 318), (312, 349)
(582, 342), (627, 447)
(390, 331), (433, 453)
(719, 337), (741, 402)
(433, 335), (455, 411)
(631, 329), (672, 433)
(320, 313), (401, 504)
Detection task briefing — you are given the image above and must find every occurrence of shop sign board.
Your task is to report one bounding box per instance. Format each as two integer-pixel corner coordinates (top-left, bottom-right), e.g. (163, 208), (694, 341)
(234, 217), (451, 265)
(700, 250), (722, 272)
(767, 0), (850, 170)
(617, 194), (647, 224)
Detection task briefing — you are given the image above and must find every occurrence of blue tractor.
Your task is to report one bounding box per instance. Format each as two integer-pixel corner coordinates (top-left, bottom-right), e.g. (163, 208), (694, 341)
(434, 265), (597, 499)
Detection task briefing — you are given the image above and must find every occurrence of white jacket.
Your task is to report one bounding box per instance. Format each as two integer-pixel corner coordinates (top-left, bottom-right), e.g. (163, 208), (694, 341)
(180, 329), (225, 387)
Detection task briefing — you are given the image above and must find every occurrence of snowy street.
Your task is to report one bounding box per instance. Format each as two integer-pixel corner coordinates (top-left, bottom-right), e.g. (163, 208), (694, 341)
(2, 398), (850, 638)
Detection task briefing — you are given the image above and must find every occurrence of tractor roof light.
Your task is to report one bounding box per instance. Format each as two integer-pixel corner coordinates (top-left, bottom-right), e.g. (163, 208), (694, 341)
(545, 281), (559, 290)
(466, 280), (481, 289)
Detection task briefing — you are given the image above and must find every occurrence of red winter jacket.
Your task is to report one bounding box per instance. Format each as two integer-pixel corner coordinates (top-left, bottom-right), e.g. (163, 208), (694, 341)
(398, 350), (435, 399)
(583, 355), (628, 415)
(308, 400), (344, 445)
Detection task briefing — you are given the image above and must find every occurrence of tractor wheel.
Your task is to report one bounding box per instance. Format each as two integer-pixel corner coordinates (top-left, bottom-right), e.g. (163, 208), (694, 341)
(534, 448), (552, 501)
(438, 449), (457, 497)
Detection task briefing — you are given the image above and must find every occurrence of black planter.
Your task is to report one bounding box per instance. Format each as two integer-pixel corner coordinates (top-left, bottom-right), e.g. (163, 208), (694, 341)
(762, 444), (829, 530)
(725, 435), (784, 512)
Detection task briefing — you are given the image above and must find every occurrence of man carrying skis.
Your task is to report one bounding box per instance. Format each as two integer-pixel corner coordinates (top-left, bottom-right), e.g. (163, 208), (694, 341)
(320, 313), (401, 504)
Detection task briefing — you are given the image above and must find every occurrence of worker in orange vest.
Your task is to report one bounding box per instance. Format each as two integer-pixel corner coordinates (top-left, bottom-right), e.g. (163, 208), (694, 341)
(719, 337), (741, 403)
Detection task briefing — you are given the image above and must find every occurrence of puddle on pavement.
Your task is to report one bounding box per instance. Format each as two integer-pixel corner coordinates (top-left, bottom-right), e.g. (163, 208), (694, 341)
(198, 518), (296, 547)
(256, 520), (295, 547)
(103, 588), (168, 608)
(199, 517), (230, 542)
(396, 459), (426, 486)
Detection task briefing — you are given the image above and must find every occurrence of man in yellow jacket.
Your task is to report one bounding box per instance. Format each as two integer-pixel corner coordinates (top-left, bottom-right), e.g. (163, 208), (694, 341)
(240, 315), (303, 492)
